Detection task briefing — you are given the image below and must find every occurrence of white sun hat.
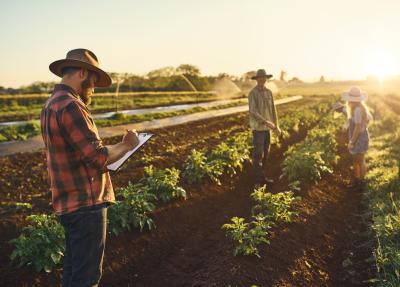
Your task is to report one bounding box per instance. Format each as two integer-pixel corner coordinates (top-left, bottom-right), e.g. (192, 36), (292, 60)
(341, 86), (368, 102)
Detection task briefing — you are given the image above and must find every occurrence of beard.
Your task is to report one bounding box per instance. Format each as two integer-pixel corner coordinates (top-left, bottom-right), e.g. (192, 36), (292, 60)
(80, 89), (92, 105)
(80, 74), (94, 105)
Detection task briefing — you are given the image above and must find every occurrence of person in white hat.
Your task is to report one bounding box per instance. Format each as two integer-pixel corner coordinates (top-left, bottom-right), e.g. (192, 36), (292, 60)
(341, 86), (372, 189)
(248, 69), (281, 186)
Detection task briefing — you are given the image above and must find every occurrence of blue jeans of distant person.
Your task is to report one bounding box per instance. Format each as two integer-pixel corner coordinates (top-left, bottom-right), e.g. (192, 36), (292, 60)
(59, 203), (108, 287)
(252, 130), (271, 183)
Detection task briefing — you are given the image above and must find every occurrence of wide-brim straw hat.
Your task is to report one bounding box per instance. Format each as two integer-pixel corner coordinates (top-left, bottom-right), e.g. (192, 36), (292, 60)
(49, 48), (112, 87)
(341, 86), (368, 102)
(251, 69), (273, 80)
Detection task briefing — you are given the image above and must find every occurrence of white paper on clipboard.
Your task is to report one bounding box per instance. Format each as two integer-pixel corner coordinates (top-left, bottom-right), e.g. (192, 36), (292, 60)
(107, 133), (153, 171)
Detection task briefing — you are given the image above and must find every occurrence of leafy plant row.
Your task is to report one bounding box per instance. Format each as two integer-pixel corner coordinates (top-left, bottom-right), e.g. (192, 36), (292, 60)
(0, 121), (40, 142)
(183, 100), (335, 186)
(0, 91), (218, 122)
(222, 185), (300, 257)
(10, 165), (186, 272)
(0, 101), (246, 142)
(281, 112), (341, 190)
(221, 100), (340, 257)
(363, 116), (400, 286)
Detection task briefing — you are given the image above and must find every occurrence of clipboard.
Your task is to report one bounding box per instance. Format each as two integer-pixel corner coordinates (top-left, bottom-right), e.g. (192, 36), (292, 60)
(107, 133), (153, 171)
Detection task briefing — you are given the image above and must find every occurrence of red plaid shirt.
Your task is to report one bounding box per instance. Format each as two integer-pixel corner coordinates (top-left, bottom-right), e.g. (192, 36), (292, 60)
(40, 84), (114, 215)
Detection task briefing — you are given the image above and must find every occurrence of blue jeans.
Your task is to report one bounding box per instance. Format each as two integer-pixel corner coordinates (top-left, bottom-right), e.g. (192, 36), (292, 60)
(59, 203), (108, 287)
(252, 130), (271, 183)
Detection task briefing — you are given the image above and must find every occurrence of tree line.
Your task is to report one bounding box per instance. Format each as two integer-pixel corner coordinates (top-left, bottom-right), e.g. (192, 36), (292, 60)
(1, 64), (311, 95)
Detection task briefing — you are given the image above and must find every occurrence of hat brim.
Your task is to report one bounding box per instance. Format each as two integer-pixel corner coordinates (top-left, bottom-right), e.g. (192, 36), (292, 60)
(341, 92), (368, 102)
(251, 74), (273, 80)
(49, 59), (112, 87)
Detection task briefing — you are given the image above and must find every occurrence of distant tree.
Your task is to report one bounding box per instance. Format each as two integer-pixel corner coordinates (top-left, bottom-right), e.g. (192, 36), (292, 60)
(176, 64), (200, 76)
(108, 72), (120, 83)
(288, 77), (303, 84)
(121, 74), (143, 91)
(20, 81), (55, 94)
(319, 75), (326, 83)
(217, 73), (229, 79)
(242, 71), (256, 81)
(217, 73), (237, 80)
(147, 66), (176, 78)
(279, 70), (287, 82)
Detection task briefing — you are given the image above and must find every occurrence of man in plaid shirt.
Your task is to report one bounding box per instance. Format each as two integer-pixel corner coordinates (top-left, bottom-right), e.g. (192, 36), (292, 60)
(41, 49), (139, 287)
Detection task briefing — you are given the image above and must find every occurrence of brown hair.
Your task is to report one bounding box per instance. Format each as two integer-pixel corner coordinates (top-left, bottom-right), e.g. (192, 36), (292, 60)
(61, 67), (80, 77)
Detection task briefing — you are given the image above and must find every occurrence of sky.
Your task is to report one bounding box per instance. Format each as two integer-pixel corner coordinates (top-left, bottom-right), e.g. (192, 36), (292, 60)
(1, 0), (400, 88)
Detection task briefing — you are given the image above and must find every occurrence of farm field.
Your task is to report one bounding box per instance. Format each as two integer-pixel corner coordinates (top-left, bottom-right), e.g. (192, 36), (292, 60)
(0, 91), (225, 122)
(3, 93), (398, 286)
(2, 2), (400, 286)
(2, 79), (397, 123)
(0, 99), (249, 143)
(1, 80), (394, 143)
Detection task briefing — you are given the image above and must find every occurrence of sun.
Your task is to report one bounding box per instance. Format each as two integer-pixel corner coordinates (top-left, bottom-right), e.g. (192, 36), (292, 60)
(364, 51), (396, 83)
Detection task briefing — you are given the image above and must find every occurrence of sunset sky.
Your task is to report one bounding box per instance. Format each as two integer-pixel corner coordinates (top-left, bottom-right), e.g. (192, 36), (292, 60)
(1, 0), (399, 87)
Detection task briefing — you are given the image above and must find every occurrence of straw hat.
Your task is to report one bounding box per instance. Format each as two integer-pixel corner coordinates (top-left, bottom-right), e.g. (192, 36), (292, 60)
(49, 48), (112, 87)
(251, 69), (273, 80)
(341, 86), (368, 102)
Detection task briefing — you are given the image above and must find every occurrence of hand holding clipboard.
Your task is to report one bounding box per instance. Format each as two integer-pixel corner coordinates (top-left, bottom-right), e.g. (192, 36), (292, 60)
(107, 133), (153, 171)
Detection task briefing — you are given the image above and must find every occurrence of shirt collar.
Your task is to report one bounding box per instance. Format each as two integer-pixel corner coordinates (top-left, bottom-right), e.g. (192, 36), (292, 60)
(53, 84), (79, 98)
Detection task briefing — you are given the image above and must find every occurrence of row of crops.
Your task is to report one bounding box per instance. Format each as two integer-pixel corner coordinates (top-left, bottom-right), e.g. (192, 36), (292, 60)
(9, 99), (335, 273)
(223, 104), (341, 257)
(0, 91), (218, 122)
(364, 112), (400, 286)
(0, 100), (246, 143)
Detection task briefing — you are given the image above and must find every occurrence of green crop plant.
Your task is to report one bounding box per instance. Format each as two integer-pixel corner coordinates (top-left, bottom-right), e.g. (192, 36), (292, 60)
(108, 182), (157, 235)
(183, 149), (225, 184)
(209, 141), (250, 176)
(281, 111), (340, 188)
(10, 214), (65, 272)
(142, 165), (186, 202)
(282, 146), (333, 184)
(0, 121), (40, 142)
(183, 149), (209, 184)
(222, 215), (272, 258)
(251, 185), (300, 223)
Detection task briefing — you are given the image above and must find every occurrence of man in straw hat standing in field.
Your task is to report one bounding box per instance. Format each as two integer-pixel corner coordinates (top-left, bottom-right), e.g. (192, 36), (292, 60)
(248, 69), (281, 186)
(41, 48), (139, 286)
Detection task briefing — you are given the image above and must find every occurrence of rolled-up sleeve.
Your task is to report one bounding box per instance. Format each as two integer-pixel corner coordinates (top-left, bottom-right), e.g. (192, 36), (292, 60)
(271, 95), (278, 126)
(59, 102), (108, 170)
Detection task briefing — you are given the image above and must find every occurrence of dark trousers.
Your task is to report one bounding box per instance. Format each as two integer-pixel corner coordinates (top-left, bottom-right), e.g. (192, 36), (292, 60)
(252, 130), (271, 183)
(59, 204), (108, 287)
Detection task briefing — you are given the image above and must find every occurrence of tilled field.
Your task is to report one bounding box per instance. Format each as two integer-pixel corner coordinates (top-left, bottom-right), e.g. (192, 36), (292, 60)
(0, 97), (373, 286)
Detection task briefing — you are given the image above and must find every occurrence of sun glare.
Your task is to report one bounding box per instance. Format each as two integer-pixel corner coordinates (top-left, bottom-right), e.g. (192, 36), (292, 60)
(365, 52), (396, 83)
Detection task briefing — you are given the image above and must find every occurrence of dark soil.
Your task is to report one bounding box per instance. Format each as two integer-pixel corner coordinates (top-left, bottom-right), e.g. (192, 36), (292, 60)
(0, 97), (374, 286)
